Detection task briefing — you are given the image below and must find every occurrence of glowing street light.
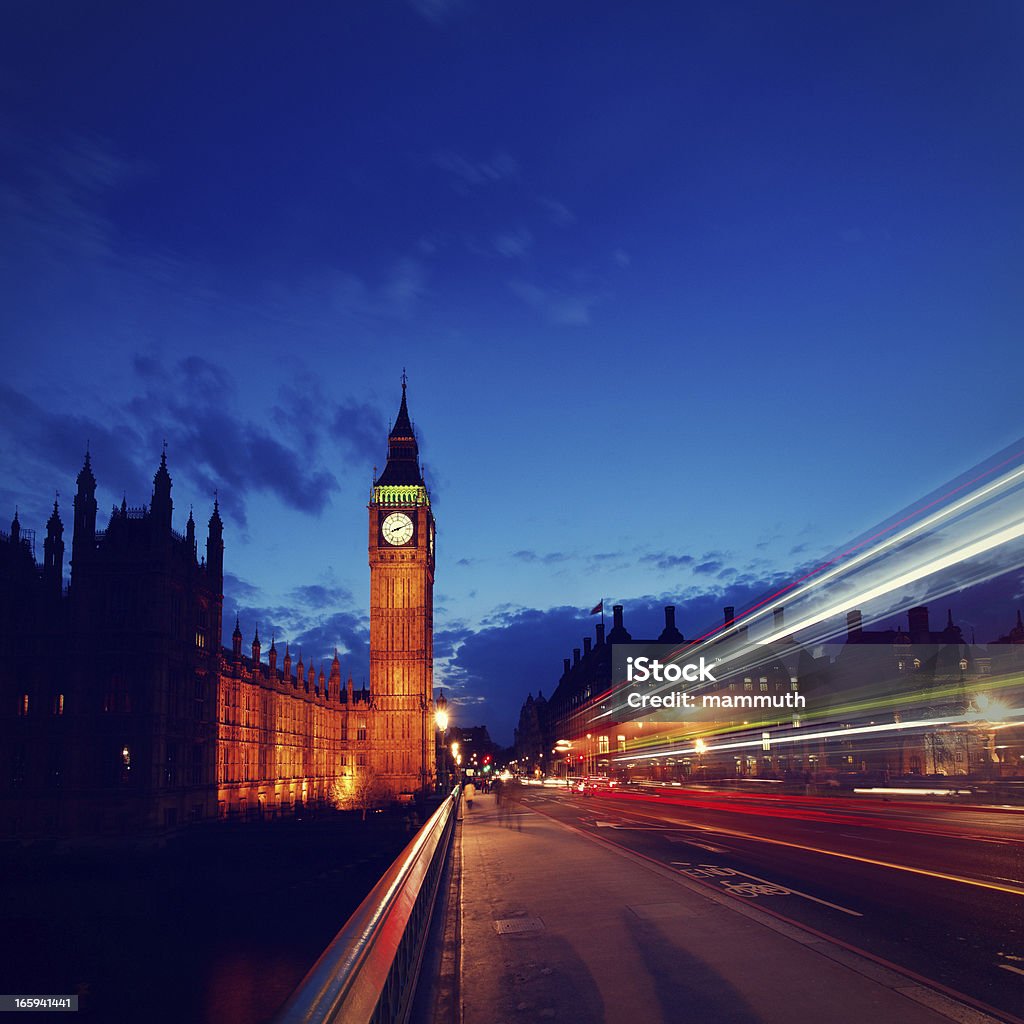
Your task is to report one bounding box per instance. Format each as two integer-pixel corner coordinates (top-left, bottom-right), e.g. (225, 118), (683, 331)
(435, 689), (449, 792)
(972, 693), (1010, 722)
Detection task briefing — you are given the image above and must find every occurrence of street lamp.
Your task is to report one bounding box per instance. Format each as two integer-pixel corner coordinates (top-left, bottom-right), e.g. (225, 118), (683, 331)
(435, 689), (449, 793)
(695, 738), (707, 778)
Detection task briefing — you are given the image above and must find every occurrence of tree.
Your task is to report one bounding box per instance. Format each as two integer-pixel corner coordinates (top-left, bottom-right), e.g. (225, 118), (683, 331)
(331, 767), (388, 821)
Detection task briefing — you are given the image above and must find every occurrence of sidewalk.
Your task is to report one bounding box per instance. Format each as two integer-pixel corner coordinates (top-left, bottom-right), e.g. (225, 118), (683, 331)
(459, 792), (988, 1024)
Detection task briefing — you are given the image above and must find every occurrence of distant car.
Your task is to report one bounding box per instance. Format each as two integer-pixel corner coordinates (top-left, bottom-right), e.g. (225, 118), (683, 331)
(573, 776), (618, 797)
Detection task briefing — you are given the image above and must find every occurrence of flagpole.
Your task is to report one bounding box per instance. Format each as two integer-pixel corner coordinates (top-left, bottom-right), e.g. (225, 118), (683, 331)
(601, 599), (605, 629)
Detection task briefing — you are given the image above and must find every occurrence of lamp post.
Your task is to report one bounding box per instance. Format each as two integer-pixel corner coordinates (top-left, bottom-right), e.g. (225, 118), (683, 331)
(435, 689), (449, 793)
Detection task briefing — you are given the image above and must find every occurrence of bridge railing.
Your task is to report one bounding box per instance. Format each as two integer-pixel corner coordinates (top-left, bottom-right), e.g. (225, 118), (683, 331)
(272, 787), (460, 1024)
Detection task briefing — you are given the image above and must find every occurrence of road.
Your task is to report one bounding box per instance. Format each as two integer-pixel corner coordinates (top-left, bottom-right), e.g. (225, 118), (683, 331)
(518, 784), (1024, 1022)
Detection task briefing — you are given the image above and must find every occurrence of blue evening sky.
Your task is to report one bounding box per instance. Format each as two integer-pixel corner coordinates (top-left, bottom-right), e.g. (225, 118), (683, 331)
(1, 2), (1021, 742)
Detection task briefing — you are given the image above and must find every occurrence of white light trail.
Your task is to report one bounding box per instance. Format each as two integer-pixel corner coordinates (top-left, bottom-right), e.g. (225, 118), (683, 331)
(613, 705), (1024, 763)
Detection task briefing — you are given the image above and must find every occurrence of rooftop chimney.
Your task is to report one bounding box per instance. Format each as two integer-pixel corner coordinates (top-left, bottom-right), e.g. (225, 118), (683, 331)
(573, 647), (581, 666)
(847, 610), (863, 642)
(908, 606), (930, 643)
(607, 604), (632, 642)
(724, 606), (735, 627)
(583, 636), (592, 655)
(658, 605), (684, 643)
(773, 606), (785, 632)
(596, 623), (605, 646)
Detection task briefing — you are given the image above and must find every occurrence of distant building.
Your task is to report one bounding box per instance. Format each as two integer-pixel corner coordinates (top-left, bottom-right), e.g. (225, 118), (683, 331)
(524, 601), (1022, 783)
(449, 724), (497, 777)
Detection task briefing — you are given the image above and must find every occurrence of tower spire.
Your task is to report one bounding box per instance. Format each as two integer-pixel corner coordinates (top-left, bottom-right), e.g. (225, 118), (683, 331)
(375, 378), (423, 487)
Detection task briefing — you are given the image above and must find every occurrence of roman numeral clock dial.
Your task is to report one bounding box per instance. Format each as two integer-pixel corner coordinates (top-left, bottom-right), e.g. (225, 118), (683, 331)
(381, 511), (414, 546)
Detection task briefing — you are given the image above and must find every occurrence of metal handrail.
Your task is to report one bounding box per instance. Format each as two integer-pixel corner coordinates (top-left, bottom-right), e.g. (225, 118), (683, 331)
(272, 788), (460, 1024)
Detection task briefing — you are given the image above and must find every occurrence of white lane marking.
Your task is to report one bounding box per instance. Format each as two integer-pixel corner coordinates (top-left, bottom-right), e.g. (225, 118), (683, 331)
(629, 809), (1024, 897)
(595, 821), (666, 830)
(997, 963), (1024, 977)
(730, 868), (863, 917)
(664, 836), (728, 853)
(840, 833), (890, 843)
(671, 862), (862, 916)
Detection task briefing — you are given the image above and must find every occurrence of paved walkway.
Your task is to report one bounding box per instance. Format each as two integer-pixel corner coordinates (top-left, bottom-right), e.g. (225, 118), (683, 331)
(459, 792), (986, 1024)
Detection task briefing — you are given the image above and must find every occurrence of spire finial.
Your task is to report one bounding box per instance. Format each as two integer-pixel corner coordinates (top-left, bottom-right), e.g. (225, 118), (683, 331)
(401, 367), (407, 392)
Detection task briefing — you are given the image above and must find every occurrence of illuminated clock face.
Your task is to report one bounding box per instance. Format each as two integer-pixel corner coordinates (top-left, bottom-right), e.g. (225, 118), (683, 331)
(382, 512), (414, 546)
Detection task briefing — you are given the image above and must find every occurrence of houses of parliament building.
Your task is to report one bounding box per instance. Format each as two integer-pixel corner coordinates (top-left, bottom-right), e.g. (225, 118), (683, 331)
(0, 385), (437, 838)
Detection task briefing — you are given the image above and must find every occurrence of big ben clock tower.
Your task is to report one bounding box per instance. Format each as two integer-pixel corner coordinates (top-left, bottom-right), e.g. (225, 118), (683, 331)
(369, 377), (436, 794)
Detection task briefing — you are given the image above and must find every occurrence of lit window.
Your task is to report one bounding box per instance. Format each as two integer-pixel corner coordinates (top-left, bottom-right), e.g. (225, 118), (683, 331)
(53, 694), (64, 715)
(19, 694), (28, 716)
(617, 735), (626, 752)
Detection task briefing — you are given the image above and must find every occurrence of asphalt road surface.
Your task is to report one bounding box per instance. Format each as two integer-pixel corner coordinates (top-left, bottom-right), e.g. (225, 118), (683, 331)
(519, 784), (1024, 1022)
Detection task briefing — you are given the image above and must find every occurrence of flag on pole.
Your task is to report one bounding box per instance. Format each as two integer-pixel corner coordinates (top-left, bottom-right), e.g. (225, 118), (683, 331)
(589, 600), (603, 615)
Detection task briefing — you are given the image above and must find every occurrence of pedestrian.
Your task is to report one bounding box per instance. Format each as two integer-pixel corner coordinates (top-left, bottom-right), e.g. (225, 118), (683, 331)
(464, 780), (476, 809)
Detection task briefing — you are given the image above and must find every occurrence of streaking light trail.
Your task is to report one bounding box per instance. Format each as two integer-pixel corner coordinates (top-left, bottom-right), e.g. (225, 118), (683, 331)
(592, 438), (1024, 733)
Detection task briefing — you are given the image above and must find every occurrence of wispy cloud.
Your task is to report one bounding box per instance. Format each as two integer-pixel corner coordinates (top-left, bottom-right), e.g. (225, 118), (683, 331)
(0, 132), (149, 266)
(408, 0), (468, 24)
(224, 572), (263, 604)
(290, 583), (354, 609)
(326, 257), (426, 321)
(641, 552), (696, 570)
(538, 196), (575, 226)
(512, 549), (570, 564)
(508, 279), (598, 326)
(331, 399), (389, 462)
(694, 559), (724, 575)
(493, 227), (533, 259)
(126, 357), (341, 527)
(431, 149), (520, 188)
